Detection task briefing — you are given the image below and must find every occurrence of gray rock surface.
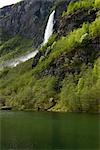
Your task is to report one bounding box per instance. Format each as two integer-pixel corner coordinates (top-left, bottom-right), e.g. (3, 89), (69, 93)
(0, 0), (54, 47)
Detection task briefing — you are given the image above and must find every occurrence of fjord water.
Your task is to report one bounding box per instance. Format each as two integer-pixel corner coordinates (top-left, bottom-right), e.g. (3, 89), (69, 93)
(0, 111), (100, 150)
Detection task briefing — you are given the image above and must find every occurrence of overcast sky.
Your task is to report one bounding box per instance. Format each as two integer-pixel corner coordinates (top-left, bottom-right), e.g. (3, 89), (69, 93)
(0, 0), (22, 8)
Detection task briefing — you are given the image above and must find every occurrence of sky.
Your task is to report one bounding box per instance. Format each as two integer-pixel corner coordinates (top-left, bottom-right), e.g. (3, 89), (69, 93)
(0, 0), (22, 8)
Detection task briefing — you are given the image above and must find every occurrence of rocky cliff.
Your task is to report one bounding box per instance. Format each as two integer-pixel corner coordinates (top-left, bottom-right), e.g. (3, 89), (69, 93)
(0, 0), (53, 47)
(0, 0), (70, 48)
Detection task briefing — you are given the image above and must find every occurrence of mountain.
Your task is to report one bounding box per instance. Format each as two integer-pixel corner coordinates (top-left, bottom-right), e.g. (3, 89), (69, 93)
(0, 0), (69, 65)
(0, 0), (69, 47)
(0, 0), (100, 112)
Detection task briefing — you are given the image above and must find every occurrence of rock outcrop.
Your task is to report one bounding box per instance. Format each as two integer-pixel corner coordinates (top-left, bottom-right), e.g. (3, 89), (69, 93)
(0, 0), (54, 47)
(40, 37), (100, 79)
(57, 9), (97, 37)
(0, 0), (70, 48)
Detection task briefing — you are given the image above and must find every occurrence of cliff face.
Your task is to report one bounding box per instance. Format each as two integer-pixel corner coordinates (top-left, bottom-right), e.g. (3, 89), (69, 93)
(0, 0), (71, 67)
(57, 9), (97, 37)
(0, 0), (69, 48)
(0, 0), (54, 47)
(32, 5), (99, 78)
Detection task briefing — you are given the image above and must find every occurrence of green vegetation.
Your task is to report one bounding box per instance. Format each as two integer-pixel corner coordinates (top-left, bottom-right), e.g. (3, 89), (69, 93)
(0, 62), (58, 110)
(67, 0), (94, 15)
(32, 17), (100, 75)
(95, 0), (100, 8)
(40, 34), (57, 52)
(89, 17), (100, 37)
(59, 59), (100, 112)
(1, 56), (99, 112)
(62, 0), (100, 17)
(0, 36), (33, 63)
(14, 76), (57, 110)
(0, 25), (99, 112)
(0, 1), (100, 112)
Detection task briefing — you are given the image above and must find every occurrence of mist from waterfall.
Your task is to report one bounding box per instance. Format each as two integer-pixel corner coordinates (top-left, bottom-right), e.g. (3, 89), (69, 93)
(43, 10), (55, 44)
(0, 50), (38, 69)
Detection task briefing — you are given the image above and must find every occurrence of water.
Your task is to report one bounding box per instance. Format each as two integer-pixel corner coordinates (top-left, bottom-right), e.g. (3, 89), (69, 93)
(43, 10), (55, 45)
(1, 10), (55, 69)
(0, 111), (100, 150)
(1, 50), (38, 68)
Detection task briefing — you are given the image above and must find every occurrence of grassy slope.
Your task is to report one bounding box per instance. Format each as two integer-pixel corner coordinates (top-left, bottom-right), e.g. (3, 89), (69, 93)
(62, 0), (100, 16)
(0, 36), (33, 64)
(0, 0), (100, 112)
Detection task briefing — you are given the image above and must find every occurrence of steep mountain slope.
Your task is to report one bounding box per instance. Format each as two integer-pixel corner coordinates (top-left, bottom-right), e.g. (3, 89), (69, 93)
(0, 0), (100, 112)
(0, 0), (69, 47)
(0, 0), (53, 46)
(0, 0), (69, 66)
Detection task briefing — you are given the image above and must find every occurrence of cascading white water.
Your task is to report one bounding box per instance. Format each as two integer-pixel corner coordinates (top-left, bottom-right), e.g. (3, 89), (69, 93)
(1, 50), (38, 68)
(0, 11), (55, 69)
(43, 10), (55, 45)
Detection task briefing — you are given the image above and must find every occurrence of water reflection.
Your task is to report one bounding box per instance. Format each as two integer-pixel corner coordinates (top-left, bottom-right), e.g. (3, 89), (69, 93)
(0, 111), (100, 149)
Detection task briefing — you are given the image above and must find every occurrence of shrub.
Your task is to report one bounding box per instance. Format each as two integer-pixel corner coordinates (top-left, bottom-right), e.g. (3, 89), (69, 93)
(94, 0), (100, 8)
(0, 36), (33, 62)
(32, 18), (100, 75)
(77, 62), (100, 112)
(32, 76), (57, 104)
(62, 0), (100, 17)
(89, 17), (100, 38)
(40, 34), (57, 52)
(60, 59), (100, 112)
(60, 75), (79, 112)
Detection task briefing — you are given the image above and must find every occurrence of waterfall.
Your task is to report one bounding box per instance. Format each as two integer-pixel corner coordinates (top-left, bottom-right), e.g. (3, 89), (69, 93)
(1, 50), (38, 68)
(0, 11), (55, 69)
(43, 10), (55, 45)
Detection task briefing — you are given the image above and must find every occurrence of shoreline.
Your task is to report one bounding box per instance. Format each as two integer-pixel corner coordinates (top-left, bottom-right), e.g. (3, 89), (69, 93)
(0, 107), (99, 114)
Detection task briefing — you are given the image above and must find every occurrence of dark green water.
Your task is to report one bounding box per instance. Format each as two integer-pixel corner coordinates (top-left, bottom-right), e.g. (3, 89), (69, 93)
(0, 111), (100, 150)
